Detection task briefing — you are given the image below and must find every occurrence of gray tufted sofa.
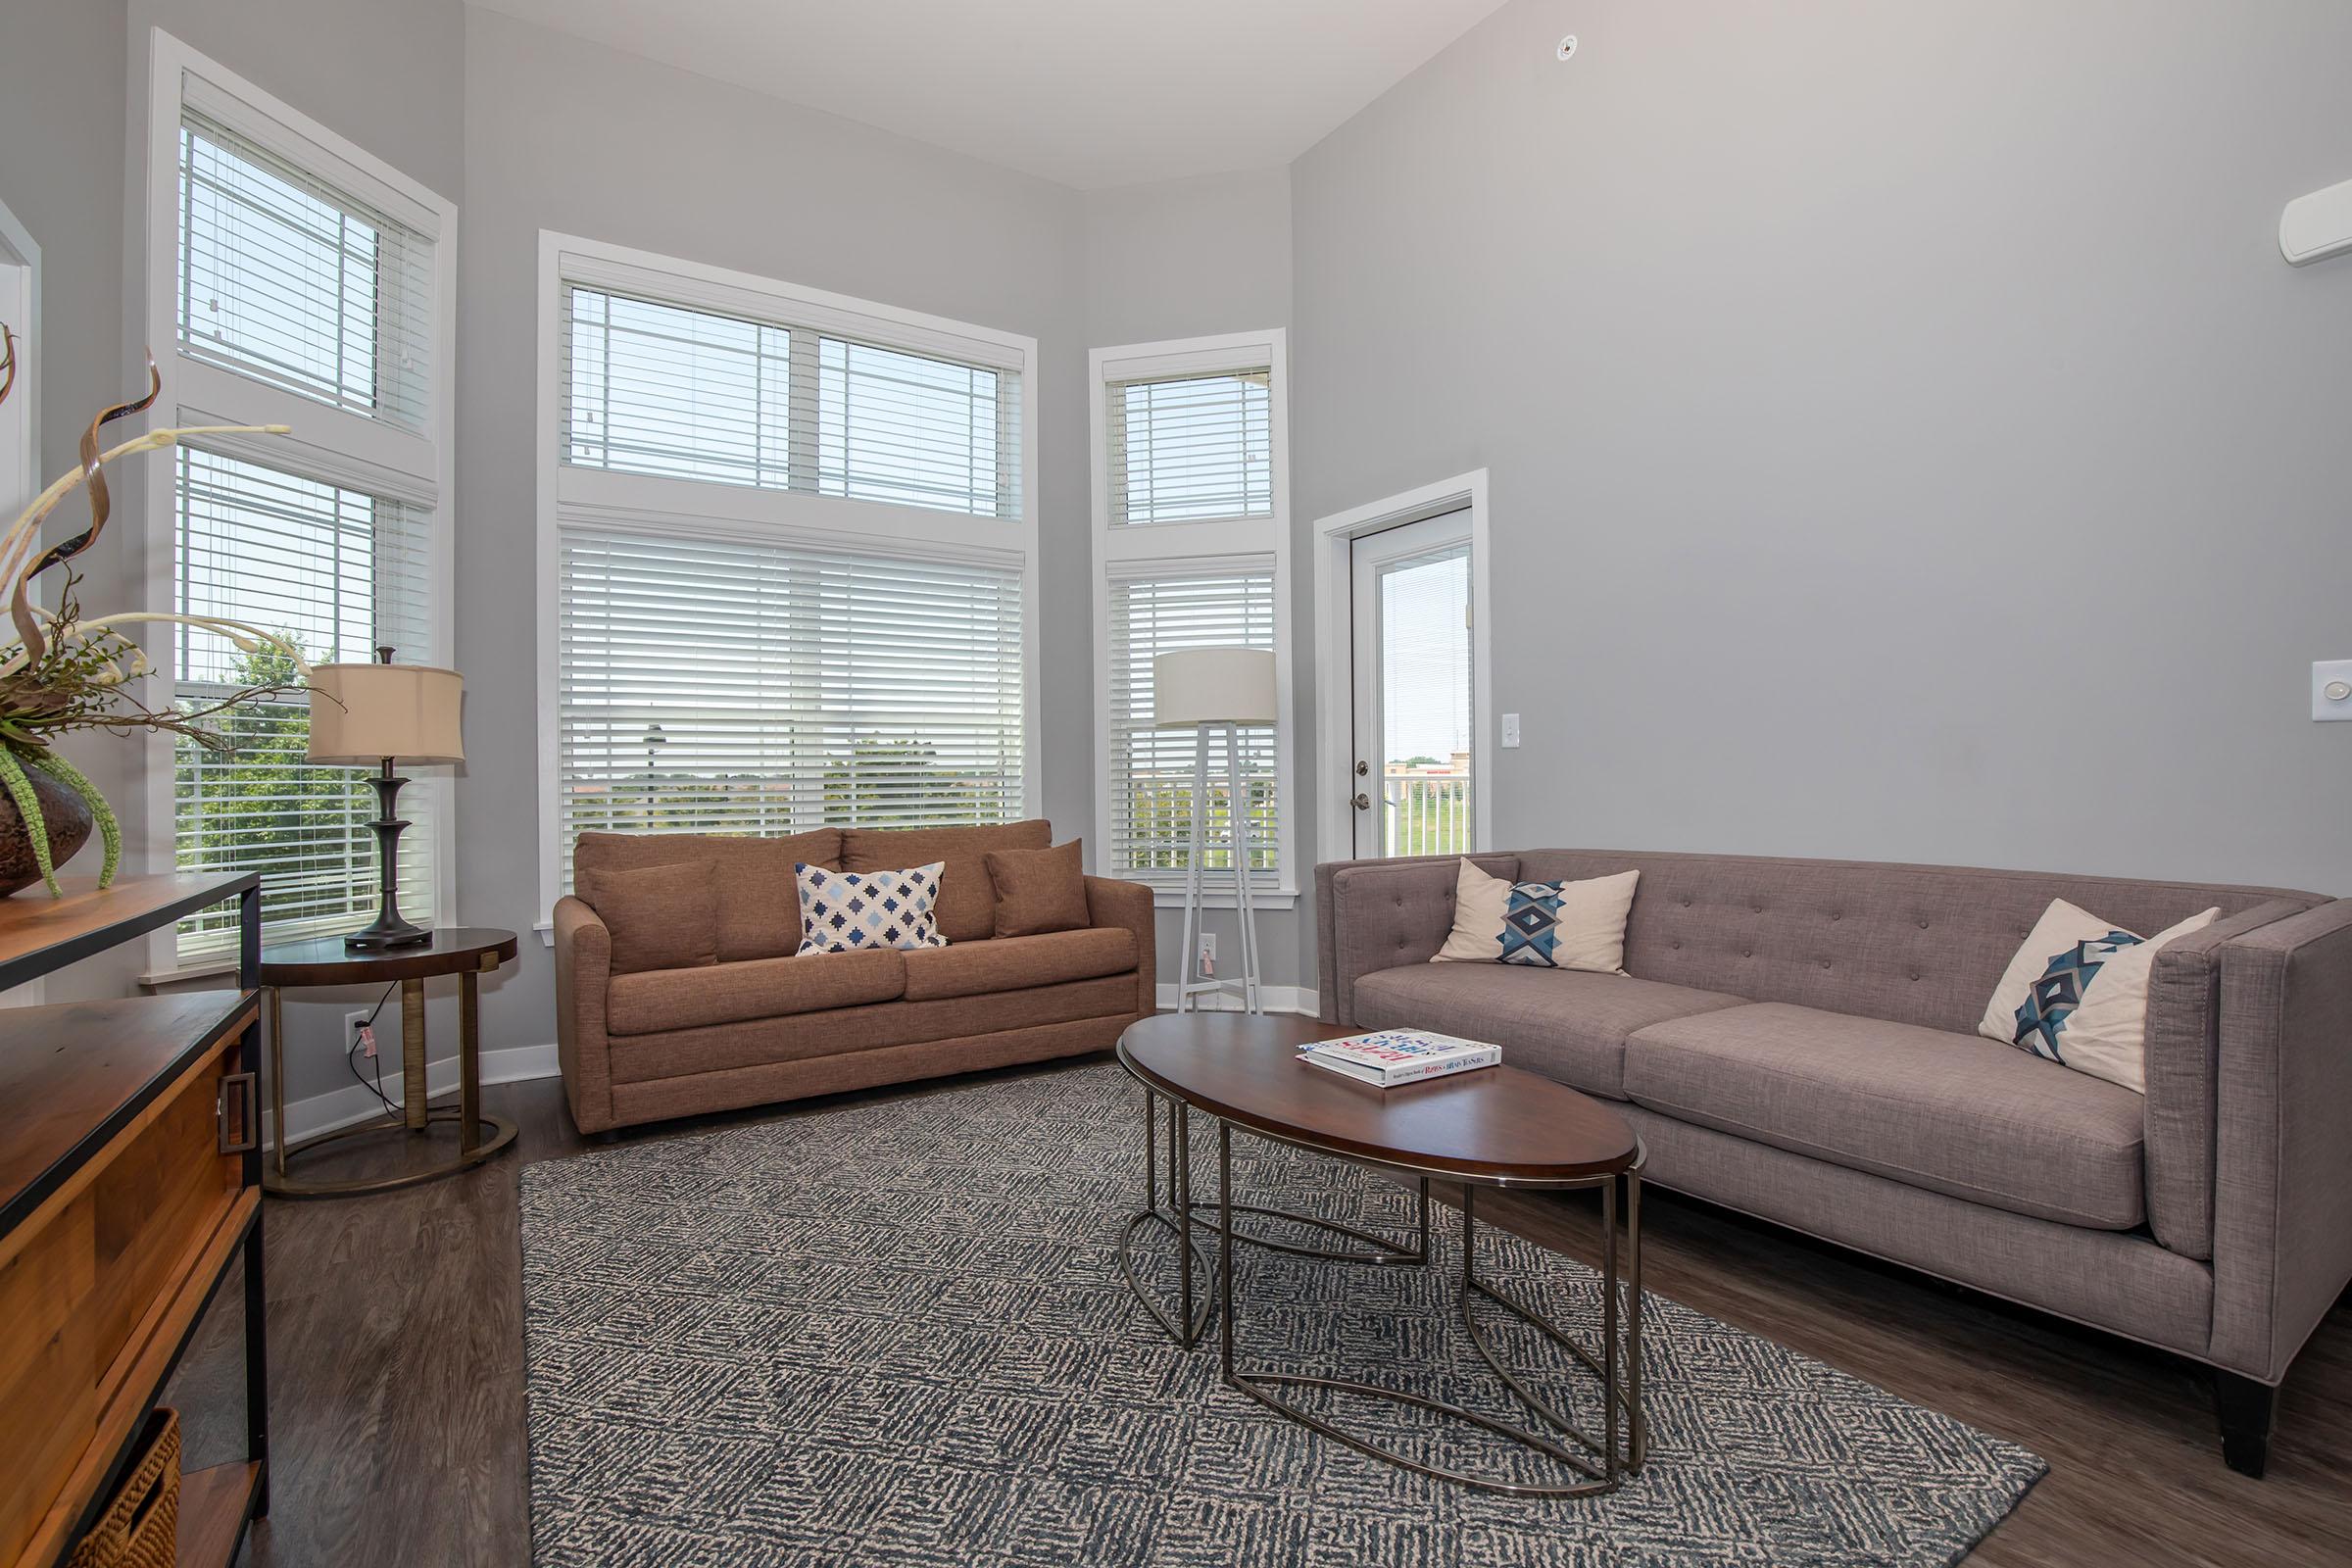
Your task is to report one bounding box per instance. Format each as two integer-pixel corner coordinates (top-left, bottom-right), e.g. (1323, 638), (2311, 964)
(1315, 847), (2352, 1475)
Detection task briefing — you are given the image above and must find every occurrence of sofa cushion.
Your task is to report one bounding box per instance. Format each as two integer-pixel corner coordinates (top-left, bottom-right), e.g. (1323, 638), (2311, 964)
(901, 928), (1137, 1004)
(577, 861), (719, 975)
(607, 974), (1141, 1083)
(842, 820), (1052, 944)
(986, 839), (1090, 938)
(574, 829), (843, 962)
(1348, 963), (1745, 1100)
(606, 949), (906, 1036)
(1623, 1002), (2147, 1230)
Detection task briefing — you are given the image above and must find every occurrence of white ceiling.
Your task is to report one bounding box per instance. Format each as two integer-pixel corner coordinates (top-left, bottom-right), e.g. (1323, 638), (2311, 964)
(470, 0), (1511, 190)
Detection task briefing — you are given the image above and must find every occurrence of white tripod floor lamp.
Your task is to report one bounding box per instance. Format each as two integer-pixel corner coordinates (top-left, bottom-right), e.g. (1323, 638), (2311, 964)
(1154, 647), (1277, 1014)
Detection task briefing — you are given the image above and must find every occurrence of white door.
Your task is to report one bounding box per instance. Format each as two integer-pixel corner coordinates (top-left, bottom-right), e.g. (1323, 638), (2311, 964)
(1348, 511), (1473, 858)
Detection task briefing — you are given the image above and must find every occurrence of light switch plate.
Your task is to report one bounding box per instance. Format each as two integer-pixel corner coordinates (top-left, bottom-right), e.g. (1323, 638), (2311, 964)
(2314, 661), (2352, 720)
(1501, 712), (1522, 749)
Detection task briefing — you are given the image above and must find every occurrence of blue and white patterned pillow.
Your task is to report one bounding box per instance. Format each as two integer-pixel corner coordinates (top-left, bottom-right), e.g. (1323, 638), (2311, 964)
(796, 861), (947, 955)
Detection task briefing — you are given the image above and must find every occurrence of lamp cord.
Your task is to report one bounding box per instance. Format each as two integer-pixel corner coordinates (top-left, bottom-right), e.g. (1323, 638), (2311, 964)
(345, 981), (402, 1119)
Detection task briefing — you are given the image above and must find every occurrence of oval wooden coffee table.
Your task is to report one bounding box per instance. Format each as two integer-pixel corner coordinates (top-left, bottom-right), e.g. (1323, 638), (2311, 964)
(1115, 1011), (1646, 1497)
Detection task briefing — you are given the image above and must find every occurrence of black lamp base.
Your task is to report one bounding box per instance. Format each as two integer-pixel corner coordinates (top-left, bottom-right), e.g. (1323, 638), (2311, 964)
(346, 761), (432, 951)
(345, 914), (432, 952)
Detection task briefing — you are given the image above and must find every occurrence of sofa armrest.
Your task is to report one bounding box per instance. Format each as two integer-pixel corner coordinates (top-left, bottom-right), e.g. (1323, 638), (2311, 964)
(553, 894), (617, 1134)
(2143, 898), (2315, 1260)
(2209, 898), (2352, 1382)
(1085, 875), (1156, 1019)
(1315, 853), (1517, 1027)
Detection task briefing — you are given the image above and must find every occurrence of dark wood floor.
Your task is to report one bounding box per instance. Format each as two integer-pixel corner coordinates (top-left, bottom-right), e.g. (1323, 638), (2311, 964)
(172, 1057), (2351, 1567)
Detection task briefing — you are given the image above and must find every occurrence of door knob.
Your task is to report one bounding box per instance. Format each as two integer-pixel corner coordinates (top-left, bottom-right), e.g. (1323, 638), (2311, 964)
(1354, 760), (1370, 777)
(1351, 792), (1371, 809)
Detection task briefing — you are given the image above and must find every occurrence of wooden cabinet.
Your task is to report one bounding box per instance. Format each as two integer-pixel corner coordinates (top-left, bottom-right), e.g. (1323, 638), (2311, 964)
(0, 874), (267, 1568)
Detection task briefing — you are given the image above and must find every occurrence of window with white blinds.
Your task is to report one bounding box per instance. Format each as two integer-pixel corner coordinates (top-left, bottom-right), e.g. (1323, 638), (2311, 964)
(176, 110), (433, 429)
(172, 447), (437, 962)
(1107, 368), (1271, 526)
(556, 525), (1025, 891)
(1104, 562), (1280, 884)
(563, 284), (1017, 518)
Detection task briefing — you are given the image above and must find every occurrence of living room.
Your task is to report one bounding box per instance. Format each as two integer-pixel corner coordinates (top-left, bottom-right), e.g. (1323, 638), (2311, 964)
(0, 1), (2345, 1564)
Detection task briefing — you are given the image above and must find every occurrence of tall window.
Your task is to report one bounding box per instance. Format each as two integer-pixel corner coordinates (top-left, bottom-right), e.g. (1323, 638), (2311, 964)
(541, 239), (1040, 907)
(1091, 332), (1293, 897)
(555, 528), (1024, 891)
(172, 450), (434, 958)
(1107, 368), (1271, 526)
(562, 284), (1019, 517)
(147, 37), (455, 967)
(1104, 564), (1280, 883)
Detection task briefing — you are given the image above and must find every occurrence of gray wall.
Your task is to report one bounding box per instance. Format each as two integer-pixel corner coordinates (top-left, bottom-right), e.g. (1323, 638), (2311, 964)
(455, 8), (1092, 1097)
(1081, 168), (1307, 995)
(1, 0), (130, 1008)
(1290, 0), (2352, 986)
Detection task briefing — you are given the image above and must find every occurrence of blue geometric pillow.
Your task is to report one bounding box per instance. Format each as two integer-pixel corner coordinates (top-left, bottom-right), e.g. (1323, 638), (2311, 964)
(795, 860), (947, 955)
(2012, 931), (2141, 1061)
(1497, 880), (1572, 967)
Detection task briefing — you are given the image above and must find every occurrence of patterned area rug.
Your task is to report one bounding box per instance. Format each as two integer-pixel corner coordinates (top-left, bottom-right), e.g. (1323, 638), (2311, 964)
(520, 1059), (2043, 1566)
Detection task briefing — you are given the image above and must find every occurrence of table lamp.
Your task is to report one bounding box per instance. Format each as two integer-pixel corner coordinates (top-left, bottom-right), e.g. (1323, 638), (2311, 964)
(307, 647), (464, 950)
(1153, 647), (1277, 1014)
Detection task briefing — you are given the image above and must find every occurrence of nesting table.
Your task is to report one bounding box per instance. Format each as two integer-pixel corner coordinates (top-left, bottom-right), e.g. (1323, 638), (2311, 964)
(1115, 1010), (1646, 1496)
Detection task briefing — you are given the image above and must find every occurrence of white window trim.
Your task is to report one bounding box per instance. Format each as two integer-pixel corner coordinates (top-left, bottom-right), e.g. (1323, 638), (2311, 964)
(1089, 329), (1298, 909)
(533, 231), (1043, 933)
(0, 198), (41, 1005)
(137, 29), (460, 978)
(1309, 469), (1495, 870)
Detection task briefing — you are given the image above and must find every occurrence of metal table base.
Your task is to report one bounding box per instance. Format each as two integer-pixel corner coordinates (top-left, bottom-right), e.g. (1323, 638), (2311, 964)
(1117, 1083), (1646, 1498)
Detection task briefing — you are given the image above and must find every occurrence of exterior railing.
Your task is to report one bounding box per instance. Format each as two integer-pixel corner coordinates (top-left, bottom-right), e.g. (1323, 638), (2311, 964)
(1382, 768), (1471, 857)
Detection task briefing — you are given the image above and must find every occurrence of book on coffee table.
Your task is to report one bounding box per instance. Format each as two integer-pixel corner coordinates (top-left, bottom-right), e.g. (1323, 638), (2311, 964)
(1297, 1029), (1501, 1088)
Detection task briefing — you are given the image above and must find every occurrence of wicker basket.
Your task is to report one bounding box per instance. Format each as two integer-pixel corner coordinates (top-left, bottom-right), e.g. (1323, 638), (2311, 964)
(68, 1406), (180, 1568)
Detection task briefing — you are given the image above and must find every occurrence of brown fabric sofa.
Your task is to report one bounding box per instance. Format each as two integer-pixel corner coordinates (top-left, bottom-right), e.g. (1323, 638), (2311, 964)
(1316, 847), (2352, 1476)
(556, 819), (1152, 1136)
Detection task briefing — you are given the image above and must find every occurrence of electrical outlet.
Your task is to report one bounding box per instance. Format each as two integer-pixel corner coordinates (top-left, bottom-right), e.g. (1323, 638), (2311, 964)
(1198, 932), (1216, 974)
(346, 1009), (376, 1058)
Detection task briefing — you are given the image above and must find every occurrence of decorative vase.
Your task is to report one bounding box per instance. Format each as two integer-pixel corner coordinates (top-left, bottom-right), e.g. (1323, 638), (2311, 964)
(0, 761), (95, 896)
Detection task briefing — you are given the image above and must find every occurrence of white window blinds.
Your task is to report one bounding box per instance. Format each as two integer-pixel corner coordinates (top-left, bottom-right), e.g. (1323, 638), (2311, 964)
(563, 285), (1018, 518)
(172, 446), (437, 962)
(1104, 561), (1280, 883)
(177, 110), (433, 429)
(1107, 368), (1271, 526)
(556, 525), (1025, 891)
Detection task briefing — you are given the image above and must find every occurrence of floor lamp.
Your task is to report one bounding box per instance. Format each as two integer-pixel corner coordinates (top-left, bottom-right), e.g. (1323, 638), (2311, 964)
(1153, 647), (1276, 1014)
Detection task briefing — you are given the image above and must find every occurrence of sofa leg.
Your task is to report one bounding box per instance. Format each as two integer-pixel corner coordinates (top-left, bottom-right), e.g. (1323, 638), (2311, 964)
(2215, 1371), (2278, 1478)
(594, 1129), (620, 1147)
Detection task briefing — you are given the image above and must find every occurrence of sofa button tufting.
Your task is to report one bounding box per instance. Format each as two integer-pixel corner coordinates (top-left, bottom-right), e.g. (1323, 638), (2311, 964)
(1741, 949), (1752, 958)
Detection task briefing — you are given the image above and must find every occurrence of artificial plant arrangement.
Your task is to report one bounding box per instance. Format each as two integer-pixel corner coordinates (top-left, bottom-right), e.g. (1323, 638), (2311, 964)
(0, 341), (313, 896)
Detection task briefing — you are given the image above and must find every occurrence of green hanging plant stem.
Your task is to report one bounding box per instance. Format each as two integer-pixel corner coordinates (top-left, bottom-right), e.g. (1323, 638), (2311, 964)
(29, 749), (119, 888)
(0, 746), (58, 897)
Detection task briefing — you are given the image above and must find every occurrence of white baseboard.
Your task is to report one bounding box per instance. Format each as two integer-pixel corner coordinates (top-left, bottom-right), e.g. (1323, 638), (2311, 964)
(1155, 982), (1320, 1017)
(264, 1042), (563, 1147)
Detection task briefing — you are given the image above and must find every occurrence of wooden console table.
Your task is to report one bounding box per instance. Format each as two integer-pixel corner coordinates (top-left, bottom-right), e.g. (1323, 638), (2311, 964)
(0, 872), (268, 1568)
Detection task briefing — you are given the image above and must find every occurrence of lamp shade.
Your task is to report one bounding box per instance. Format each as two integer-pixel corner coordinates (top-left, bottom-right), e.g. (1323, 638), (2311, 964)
(306, 662), (465, 763)
(1153, 647), (1277, 728)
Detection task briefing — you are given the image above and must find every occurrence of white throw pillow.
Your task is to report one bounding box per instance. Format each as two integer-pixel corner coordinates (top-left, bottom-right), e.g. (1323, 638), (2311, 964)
(1432, 858), (1639, 974)
(1978, 898), (2219, 1093)
(796, 861), (948, 955)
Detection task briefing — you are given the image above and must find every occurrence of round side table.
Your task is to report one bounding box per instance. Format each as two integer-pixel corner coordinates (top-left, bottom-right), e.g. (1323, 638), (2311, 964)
(262, 926), (520, 1199)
